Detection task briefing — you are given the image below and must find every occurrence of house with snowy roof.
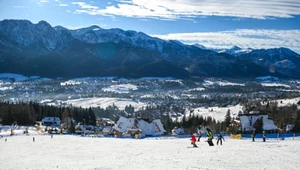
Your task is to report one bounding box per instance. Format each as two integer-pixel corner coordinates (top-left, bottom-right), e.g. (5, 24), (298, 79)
(239, 112), (278, 133)
(42, 117), (60, 126)
(75, 123), (95, 134)
(96, 117), (115, 127)
(113, 116), (166, 137)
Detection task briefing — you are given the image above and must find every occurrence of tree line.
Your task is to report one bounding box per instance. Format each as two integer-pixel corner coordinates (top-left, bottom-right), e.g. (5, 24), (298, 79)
(1, 99), (299, 134)
(0, 101), (96, 126)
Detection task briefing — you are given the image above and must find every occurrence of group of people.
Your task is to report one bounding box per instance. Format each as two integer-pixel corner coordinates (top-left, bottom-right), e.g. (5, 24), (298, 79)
(191, 127), (268, 147)
(190, 126), (225, 147)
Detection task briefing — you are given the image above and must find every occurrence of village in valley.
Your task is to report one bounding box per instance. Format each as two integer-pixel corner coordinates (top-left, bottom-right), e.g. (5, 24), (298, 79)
(0, 73), (300, 139)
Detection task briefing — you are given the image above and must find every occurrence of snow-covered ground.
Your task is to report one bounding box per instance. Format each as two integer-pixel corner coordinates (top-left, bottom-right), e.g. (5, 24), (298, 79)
(61, 97), (146, 110)
(0, 135), (299, 170)
(261, 83), (291, 88)
(203, 80), (245, 87)
(263, 97), (300, 107)
(102, 84), (138, 93)
(60, 80), (82, 86)
(186, 105), (243, 121)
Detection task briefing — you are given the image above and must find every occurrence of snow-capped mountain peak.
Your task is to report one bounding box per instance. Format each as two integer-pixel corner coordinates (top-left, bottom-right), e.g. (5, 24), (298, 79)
(70, 25), (102, 37)
(54, 25), (69, 31)
(218, 46), (252, 56)
(230, 45), (242, 50)
(192, 43), (207, 49)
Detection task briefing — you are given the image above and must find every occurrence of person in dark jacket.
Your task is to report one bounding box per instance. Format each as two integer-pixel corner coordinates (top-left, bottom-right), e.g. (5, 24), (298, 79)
(263, 131), (266, 142)
(190, 133), (198, 147)
(252, 129), (256, 142)
(216, 134), (225, 145)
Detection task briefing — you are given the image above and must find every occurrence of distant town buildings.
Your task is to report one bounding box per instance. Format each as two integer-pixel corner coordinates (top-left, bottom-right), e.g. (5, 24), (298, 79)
(113, 116), (166, 137)
(41, 117), (61, 126)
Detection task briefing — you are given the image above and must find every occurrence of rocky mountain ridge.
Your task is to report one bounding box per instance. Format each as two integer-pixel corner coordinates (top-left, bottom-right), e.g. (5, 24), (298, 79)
(0, 19), (299, 79)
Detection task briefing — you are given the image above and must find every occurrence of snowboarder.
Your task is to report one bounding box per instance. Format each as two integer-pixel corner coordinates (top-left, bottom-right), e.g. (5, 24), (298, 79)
(263, 131), (266, 142)
(190, 133), (198, 148)
(216, 134), (225, 145)
(205, 126), (214, 146)
(5, 138), (7, 142)
(197, 129), (202, 142)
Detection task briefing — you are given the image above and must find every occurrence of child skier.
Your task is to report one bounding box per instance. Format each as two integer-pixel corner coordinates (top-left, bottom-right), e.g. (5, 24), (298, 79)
(197, 129), (202, 142)
(216, 134), (225, 145)
(190, 133), (198, 148)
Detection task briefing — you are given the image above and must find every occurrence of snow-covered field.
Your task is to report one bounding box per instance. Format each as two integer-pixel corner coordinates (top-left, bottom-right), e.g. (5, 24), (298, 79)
(102, 84), (138, 93)
(262, 97), (300, 107)
(0, 135), (299, 170)
(61, 97), (146, 110)
(186, 105), (243, 121)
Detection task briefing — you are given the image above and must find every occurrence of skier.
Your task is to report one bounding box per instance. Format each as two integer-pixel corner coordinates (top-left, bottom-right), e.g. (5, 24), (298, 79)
(205, 126), (214, 146)
(190, 133), (198, 148)
(216, 134), (225, 145)
(33, 137), (35, 142)
(197, 128), (202, 142)
(263, 131), (266, 142)
(252, 129), (256, 142)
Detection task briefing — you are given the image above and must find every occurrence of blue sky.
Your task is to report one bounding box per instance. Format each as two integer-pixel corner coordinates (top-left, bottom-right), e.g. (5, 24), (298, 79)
(0, 0), (300, 53)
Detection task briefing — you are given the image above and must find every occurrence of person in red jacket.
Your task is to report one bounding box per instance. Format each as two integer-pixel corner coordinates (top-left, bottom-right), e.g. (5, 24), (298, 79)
(190, 133), (198, 147)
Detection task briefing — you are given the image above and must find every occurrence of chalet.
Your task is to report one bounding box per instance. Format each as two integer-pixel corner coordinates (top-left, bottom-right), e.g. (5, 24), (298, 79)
(75, 124), (85, 134)
(75, 123), (95, 134)
(42, 117), (60, 126)
(239, 112), (277, 133)
(113, 117), (139, 136)
(113, 116), (166, 137)
(172, 127), (184, 135)
(102, 126), (114, 135)
(96, 117), (115, 127)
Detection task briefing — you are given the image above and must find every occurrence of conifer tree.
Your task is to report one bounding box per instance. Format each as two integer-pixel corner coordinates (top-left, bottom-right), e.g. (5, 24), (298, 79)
(224, 109), (232, 128)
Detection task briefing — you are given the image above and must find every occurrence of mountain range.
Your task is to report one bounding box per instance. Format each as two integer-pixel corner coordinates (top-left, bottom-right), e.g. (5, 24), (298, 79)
(0, 19), (299, 79)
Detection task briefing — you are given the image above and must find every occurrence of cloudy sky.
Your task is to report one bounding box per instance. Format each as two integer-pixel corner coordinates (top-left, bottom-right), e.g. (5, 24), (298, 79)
(0, 0), (300, 53)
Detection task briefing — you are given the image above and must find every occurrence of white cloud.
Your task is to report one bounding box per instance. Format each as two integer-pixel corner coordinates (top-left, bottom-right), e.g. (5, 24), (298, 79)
(40, 0), (50, 3)
(152, 29), (300, 53)
(72, 0), (300, 19)
(72, 2), (98, 9)
(59, 3), (68, 7)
